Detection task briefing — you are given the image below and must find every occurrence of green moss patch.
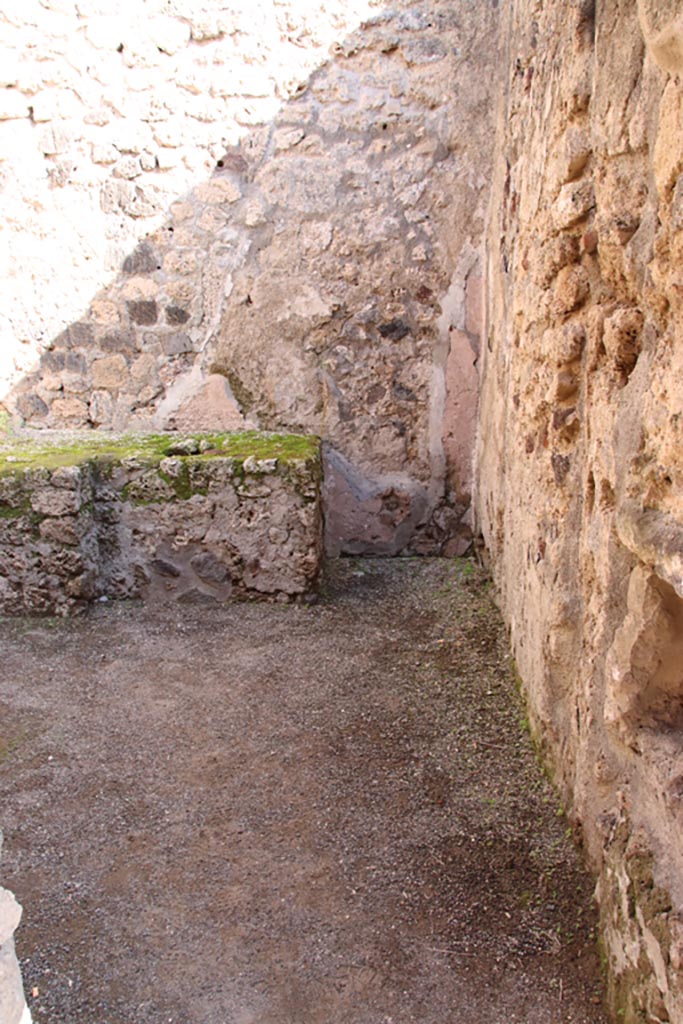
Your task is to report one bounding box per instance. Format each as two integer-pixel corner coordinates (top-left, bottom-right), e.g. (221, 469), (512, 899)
(0, 430), (321, 478)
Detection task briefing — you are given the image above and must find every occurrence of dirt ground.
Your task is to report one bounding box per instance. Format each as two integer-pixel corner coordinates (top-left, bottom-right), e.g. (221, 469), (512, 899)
(0, 558), (607, 1024)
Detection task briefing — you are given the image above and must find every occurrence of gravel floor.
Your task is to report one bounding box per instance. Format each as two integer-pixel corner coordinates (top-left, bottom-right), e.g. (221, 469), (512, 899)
(0, 557), (607, 1024)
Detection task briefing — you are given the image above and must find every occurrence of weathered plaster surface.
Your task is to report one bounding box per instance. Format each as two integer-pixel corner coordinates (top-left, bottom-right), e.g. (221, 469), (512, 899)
(0, 0), (380, 393)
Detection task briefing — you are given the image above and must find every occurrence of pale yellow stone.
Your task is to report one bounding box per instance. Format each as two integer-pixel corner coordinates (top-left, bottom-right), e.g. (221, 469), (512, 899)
(169, 201), (195, 222)
(92, 354), (129, 390)
(121, 277), (159, 300)
(90, 299), (120, 325)
(195, 178), (241, 205)
(51, 396), (89, 422)
(198, 207), (226, 233)
(163, 251), (198, 276)
(654, 80), (683, 197)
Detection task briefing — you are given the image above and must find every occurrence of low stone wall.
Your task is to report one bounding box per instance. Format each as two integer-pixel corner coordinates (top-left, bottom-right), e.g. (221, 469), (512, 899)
(0, 431), (322, 615)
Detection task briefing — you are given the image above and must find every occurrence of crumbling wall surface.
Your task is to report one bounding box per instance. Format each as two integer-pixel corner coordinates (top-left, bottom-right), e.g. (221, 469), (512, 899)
(0, 433), (322, 615)
(4, 0), (499, 556)
(476, 0), (683, 1020)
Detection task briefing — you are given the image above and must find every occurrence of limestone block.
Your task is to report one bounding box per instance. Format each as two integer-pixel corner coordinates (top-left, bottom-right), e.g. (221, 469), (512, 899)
(189, 13), (232, 41)
(50, 396), (89, 425)
(551, 265), (590, 316)
(92, 143), (118, 165)
(195, 178), (241, 205)
(113, 155), (142, 180)
(147, 15), (190, 56)
(92, 355), (130, 390)
(554, 180), (595, 229)
(559, 128), (592, 184)
(533, 235), (581, 288)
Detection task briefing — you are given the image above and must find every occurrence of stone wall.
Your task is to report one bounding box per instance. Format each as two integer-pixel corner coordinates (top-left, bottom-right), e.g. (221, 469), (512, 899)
(476, 1), (683, 1020)
(0, 0), (379, 392)
(1, 0), (499, 556)
(0, 432), (322, 615)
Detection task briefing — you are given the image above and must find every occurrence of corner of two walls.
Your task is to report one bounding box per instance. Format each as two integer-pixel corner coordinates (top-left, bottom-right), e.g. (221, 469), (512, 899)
(1, 0), (499, 558)
(475, 0), (683, 1020)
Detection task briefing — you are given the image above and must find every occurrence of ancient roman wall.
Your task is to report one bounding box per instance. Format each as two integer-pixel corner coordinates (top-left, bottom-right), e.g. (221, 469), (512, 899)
(1, 0), (499, 556)
(476, 1), (683, 1020)
(0, 0), (378, 389)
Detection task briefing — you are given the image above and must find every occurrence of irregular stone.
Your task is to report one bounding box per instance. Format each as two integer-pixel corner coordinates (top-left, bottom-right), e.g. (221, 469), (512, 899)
(126, 300), (158, 326)
(559, 127), (592, 183)
(190, 551), (229, 583)
(16, 394), (48, 422)
(0, 91), (29, 121)
(165, 306), (190, 325)
(50, 397), (89, 425)
(533, 234), (581, 288)
(554, 180), (595, 228)
(89, 390), (115, 428)
(92, 355), (129, 390)
(160, 333), (193, 356)
(122, 243), (159, 276)
(322, 448), (428, 557)
(603, 307), (644, 377)
(39, 517), (81, 546)
(551, 265), (590, 316)
(378, 318), (411, 341)
(100, 330), (138, 355)
(167, 375), (247, 432)
(30, 488), (81, 517)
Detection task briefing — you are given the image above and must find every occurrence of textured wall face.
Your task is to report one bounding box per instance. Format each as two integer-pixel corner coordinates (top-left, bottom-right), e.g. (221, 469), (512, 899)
(2, 0), (498, 556)
(476, 1), (683, 1020)
(0, 0), (378, 392)
(0, 433), (322, 615)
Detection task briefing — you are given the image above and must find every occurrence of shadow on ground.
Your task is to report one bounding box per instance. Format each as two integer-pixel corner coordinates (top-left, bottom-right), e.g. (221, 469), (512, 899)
(0, 558), (606, 1024)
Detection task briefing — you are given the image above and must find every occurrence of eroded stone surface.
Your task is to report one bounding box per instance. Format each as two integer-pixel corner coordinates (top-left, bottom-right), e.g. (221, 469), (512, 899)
(476, 2), (683, 1020)
(0, 432), (322, 615)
